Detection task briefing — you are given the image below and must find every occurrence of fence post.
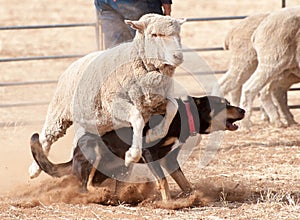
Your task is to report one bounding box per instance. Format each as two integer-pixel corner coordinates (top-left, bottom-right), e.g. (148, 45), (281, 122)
(95, 8), (100, 50)
(95, 8), (105, 51)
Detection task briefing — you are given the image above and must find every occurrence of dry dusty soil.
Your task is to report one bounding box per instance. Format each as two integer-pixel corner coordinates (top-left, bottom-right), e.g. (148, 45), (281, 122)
(0, 0), (300, 219)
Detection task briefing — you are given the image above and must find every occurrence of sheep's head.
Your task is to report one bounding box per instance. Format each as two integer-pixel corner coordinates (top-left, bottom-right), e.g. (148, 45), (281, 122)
(125, 14), (186, 69)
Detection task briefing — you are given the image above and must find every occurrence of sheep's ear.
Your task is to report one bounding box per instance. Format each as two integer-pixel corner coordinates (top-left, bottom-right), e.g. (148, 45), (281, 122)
(177, 18), (187, 25)
(125, 20), (145, 31)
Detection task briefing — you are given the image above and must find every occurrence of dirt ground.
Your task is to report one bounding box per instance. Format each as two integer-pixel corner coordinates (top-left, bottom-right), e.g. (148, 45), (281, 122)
(1, 0), (300, 219)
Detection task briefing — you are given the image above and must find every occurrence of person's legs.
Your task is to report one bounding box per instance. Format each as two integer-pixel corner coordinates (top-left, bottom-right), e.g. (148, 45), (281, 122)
(100, 10), (134, 49)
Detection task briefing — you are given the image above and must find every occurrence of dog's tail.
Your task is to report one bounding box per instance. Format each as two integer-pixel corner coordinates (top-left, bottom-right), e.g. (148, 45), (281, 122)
(30, 133), (72, 177)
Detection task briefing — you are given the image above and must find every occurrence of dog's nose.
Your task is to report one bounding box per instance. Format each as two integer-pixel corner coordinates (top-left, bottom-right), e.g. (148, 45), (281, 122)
(238, 108), (245, 114)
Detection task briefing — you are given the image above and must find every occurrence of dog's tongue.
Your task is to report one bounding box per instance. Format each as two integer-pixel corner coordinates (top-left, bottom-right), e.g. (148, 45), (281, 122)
(226, 121), (238, 131)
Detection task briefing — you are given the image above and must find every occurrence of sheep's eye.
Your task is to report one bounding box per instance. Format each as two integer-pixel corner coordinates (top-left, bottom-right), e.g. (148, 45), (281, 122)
(151, 33), (165, 37)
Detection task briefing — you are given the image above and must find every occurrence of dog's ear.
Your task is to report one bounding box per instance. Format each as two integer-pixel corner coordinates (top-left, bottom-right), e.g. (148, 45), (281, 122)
(189, 97), (200, 106)
(194, 98), (201, 106)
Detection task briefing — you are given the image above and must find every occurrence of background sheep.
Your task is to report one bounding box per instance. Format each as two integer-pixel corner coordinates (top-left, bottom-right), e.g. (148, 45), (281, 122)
(216, 9), (300, 127)
(217, 13), (268, 106)
(239, 6), (300, 128)
(29, 14), (185, 178)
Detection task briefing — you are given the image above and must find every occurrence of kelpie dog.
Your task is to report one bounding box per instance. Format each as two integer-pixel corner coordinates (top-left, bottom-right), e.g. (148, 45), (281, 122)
(30, 96), (245, 201)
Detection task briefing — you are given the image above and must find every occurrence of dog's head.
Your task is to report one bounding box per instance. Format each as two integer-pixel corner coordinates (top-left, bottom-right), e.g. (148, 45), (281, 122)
(191, 96), (245, 134)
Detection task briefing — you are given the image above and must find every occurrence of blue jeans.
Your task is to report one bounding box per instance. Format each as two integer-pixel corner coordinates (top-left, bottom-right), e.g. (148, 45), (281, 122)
(99, 10), (135, 49)
(95, 0), (164, 49)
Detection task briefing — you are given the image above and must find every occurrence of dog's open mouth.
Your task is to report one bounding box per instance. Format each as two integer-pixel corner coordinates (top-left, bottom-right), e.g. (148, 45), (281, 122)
(226, 118), (239, 131)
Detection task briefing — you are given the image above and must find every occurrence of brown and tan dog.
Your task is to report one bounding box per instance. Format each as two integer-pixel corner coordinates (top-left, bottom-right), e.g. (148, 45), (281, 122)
(30, 96), (245, 201)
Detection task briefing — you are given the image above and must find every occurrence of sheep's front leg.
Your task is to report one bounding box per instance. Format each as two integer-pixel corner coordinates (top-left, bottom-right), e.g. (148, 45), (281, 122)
(146, 98), (178, 143)
(125, 106), (145, 166)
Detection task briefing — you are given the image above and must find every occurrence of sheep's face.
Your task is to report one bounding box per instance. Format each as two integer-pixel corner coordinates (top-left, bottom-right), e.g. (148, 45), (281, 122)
(125, 14), (185, 68)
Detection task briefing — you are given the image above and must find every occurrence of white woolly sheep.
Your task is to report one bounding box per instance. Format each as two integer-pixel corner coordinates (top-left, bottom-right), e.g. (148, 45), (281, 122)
(29, 13), (185, 178)
(215, 9), (300, 127)
(239, 7), (300, 128)
(216, 13), (268, 106)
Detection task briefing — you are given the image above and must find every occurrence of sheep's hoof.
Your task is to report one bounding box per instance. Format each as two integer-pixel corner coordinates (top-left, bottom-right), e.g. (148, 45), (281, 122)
(239, 120), (252, 131)
(271, 120), (285, 128)
(124, 147), (142, 167)
(29, 162), (42, 179)
(260, 114), (269, 122)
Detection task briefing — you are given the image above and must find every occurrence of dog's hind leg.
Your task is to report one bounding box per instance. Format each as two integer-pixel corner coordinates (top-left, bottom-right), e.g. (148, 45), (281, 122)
(86, 146), (102, 192)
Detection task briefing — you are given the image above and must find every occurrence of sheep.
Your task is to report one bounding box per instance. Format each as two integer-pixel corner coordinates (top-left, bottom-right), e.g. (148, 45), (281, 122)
(239, 6), (300, 128)
(216, 13), (269, 106)
(29, 13), (186, 178)
(215, 9), (300, 127)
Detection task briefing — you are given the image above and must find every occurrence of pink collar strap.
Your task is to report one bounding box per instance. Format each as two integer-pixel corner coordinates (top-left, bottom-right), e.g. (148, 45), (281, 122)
(184, 101), (197, 136)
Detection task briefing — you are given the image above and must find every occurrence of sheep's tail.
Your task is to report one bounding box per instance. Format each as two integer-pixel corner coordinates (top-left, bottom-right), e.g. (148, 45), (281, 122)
(30, 133), (72, 177)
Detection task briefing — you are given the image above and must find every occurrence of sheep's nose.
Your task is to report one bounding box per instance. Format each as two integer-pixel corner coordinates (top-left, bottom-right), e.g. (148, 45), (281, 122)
(173, 52), (183, 62)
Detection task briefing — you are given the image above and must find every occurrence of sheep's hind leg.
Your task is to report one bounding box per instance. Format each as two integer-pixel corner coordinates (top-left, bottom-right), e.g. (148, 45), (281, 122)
(259, 83), (283, 127)
(273, 73), (299, 126)
(124, 106), (144, 166)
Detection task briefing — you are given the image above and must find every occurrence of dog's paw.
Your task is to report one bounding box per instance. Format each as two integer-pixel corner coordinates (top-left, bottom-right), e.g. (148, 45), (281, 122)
(124, 147), (142, 167)
(287, 120), (298, 127)
(29, 162), (42, 179)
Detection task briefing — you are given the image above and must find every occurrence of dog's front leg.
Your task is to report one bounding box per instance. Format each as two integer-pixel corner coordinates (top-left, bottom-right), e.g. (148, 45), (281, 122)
(143, 149), (171, 201)
(157, 178), (171, 202)
(146, 98), (178, 143)
(124, 105), (145, 166)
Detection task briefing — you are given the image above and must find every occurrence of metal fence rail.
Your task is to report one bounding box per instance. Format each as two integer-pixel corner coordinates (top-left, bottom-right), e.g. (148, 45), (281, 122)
(0, 23), (96, 30)
(0, 80), (58, 87)
(0, 54), (85, 62)
(186, 15), (247, 22)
